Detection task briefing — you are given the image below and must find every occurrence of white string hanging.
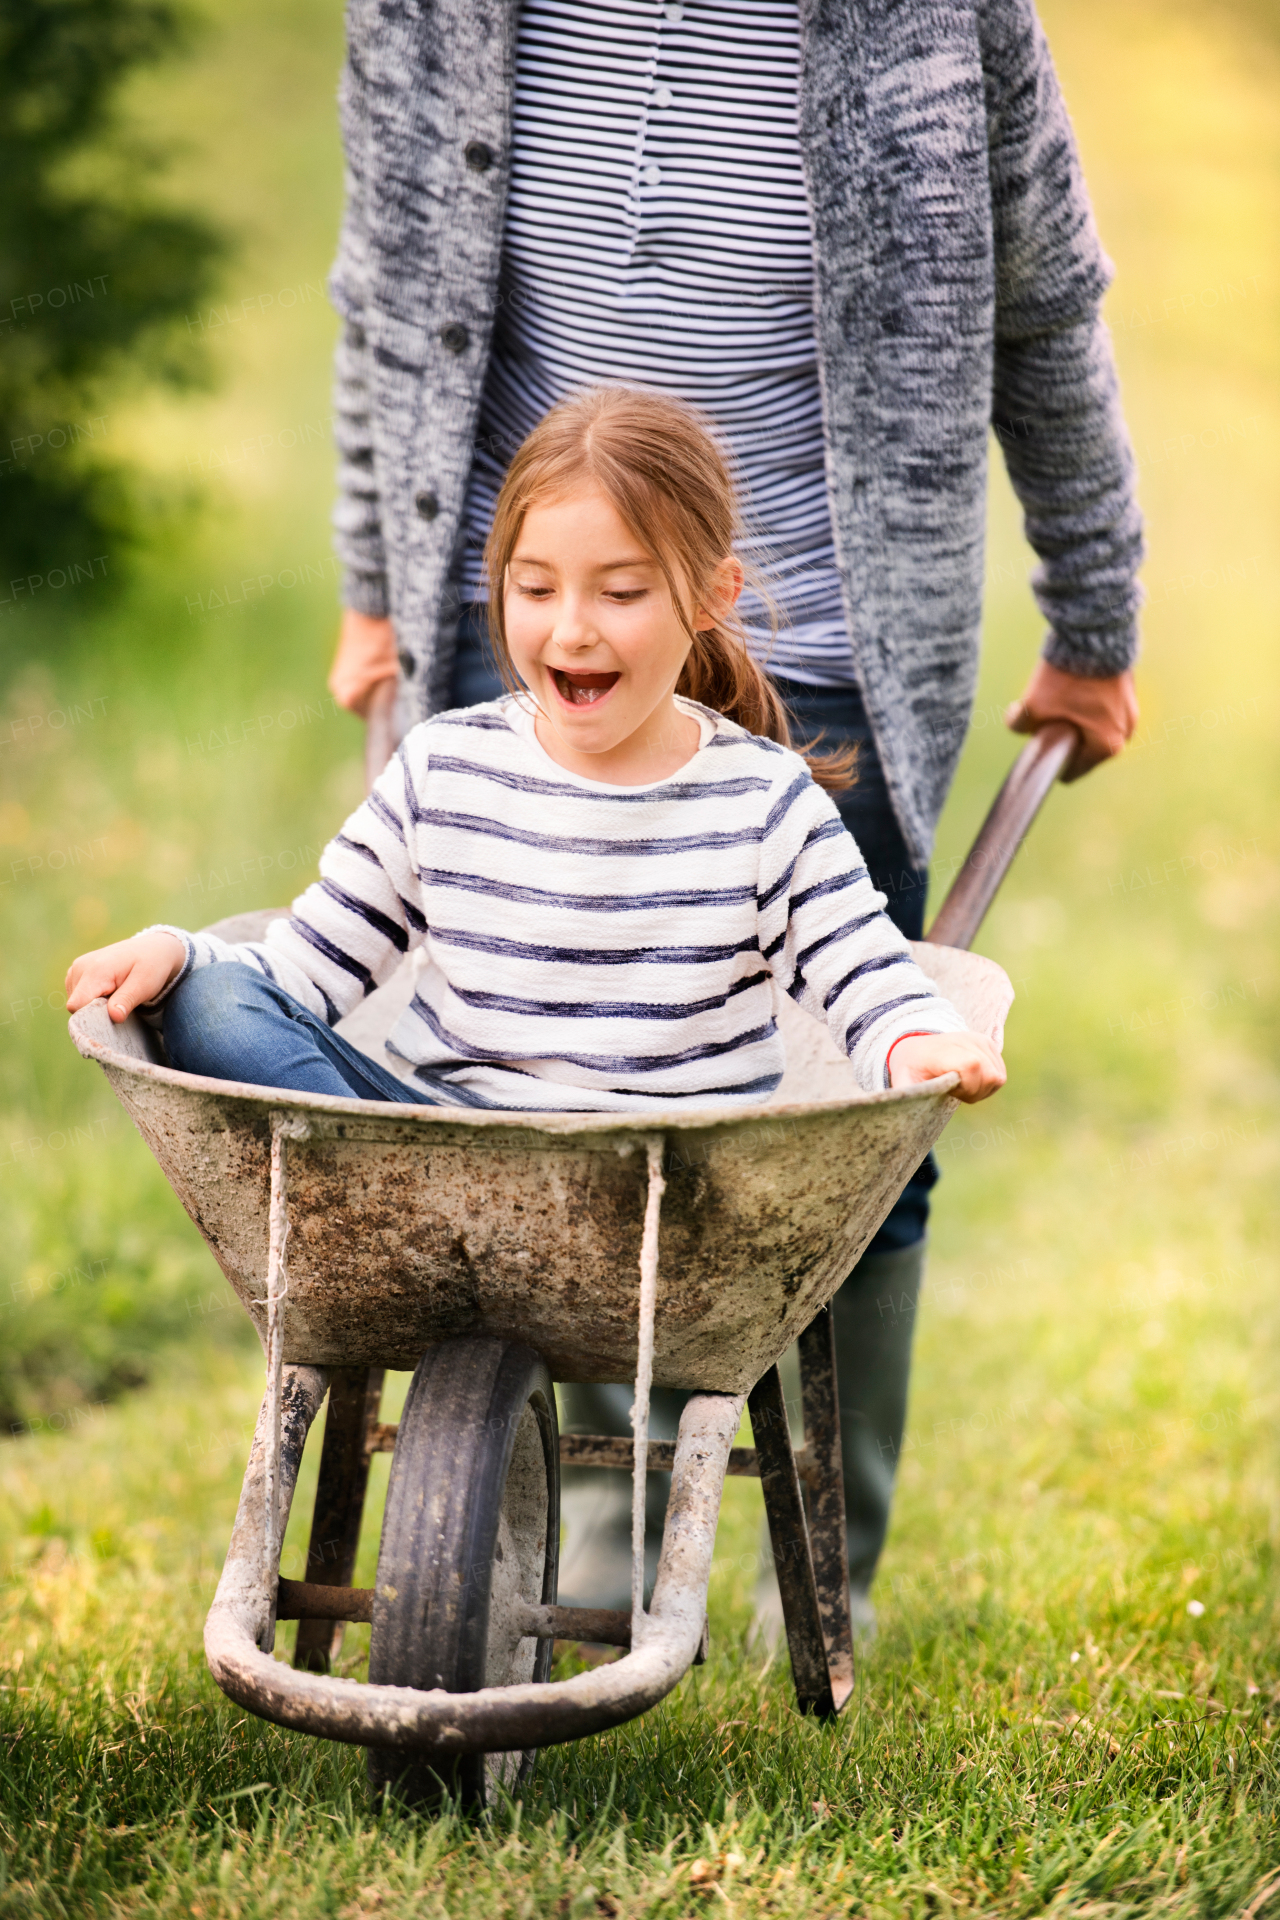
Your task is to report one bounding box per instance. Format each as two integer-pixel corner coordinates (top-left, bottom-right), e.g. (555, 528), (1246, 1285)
(263, 1111), (310, 1570)
(630, 1134), (666, 1642)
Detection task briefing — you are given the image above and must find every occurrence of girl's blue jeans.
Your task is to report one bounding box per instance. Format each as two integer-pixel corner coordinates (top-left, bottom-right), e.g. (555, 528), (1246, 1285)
(163, 961), (439, 1106)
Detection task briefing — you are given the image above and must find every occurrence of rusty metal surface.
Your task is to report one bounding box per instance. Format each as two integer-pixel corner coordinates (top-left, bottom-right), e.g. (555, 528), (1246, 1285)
(294, 1368), (384, 1673)
(276, 1590), (645, 1651)
(797, 1308), (855, 1713)
(211, 1361), (330, 1659)
(278, 1577), (374, 1624)
(366, 1422), (816, 1481)
(68, 945), (1012, 1395)
(204, 1368), (742, 1752)
(522, 1604), (631, 1648)
(557, 1432), (816, 1484)
(747, 1365), (839, 1718)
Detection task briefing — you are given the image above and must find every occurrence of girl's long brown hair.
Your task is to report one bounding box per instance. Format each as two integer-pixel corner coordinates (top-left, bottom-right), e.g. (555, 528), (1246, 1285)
(482, 386), (857, 793)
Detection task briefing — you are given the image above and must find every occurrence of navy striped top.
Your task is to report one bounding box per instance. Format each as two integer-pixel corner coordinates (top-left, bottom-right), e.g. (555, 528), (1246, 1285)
(157, 699), (963, 1112)
(457, 0), (857, 689)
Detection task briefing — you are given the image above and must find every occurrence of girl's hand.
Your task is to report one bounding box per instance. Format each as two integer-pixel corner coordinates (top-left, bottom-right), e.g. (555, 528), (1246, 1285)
(887, 1030), (1006, 1103)
(65, 932), (188, 1022)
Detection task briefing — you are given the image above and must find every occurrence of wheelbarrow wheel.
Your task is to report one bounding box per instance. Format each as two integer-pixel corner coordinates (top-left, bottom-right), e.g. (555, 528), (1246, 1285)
(366, 1337), (559, 1812)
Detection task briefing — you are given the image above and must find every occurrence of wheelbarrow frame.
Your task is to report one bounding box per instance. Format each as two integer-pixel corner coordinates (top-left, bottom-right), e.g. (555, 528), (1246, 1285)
(283, 1308), (859, 1717)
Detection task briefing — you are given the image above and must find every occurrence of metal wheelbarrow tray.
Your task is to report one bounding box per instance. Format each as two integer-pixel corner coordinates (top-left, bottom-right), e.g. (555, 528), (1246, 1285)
(66, 722), (1074, 1807)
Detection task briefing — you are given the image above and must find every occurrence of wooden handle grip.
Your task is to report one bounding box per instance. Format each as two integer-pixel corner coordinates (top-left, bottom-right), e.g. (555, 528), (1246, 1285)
(363, 677), (399, 795)
(925, 722), (1079, 953)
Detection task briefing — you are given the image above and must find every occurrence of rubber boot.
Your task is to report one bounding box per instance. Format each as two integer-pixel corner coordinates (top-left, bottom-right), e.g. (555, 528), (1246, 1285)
(834, 1239), (926, 1610)
(751, 1239), (926, 1647)
(555, 1381), (688, 1610)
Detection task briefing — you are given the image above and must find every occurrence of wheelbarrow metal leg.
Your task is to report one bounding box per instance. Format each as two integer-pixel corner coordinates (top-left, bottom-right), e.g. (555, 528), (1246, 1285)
(295, 1367), (385, 1673)
(747, 1365), (840, 1718)
(797, 1307), (855, 1711)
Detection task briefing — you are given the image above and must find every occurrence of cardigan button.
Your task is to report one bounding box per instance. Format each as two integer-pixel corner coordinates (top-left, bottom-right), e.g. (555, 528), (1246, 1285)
(414, 488), (439, 520)
(464, 139), (493, 173)
(398, 650), (416, 678)
(439, 321), (470, 354)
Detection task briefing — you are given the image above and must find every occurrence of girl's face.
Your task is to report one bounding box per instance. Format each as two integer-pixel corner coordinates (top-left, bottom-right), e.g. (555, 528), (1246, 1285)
(503, 486), (741, 784)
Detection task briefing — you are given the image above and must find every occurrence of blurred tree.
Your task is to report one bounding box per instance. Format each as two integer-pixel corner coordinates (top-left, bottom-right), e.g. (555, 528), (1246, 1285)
(0, 0), (225, 592)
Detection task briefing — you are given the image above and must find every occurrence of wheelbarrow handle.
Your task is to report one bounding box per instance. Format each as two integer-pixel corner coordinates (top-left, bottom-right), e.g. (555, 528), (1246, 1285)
(363, 677), (400, 795)
(924, 721), (1079, 953)
(361, 684), (1077, 952)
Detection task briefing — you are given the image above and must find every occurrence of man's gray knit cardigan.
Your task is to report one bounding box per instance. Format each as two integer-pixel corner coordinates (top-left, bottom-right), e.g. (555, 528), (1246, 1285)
(328, 0), (1143, 865)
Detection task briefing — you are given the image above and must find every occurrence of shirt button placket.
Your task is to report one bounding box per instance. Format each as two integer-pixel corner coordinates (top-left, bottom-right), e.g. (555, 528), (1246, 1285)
(625, 8), (668, 242)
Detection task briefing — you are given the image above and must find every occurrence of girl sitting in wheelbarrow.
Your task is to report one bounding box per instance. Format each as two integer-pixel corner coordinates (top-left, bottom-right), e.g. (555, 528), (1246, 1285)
(65, 387), (1003, 1110)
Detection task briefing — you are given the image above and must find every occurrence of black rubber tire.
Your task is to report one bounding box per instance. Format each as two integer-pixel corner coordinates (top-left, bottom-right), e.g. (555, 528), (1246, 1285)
(366, 1337), (559, 1811)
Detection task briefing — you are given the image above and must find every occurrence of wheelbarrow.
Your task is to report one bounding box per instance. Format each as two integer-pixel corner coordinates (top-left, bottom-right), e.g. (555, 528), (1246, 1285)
(68, 706), (1076, 1809)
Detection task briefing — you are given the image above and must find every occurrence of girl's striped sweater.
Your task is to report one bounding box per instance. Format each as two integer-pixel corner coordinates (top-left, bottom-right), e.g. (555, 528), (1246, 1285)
(152, 697), (966, 1113)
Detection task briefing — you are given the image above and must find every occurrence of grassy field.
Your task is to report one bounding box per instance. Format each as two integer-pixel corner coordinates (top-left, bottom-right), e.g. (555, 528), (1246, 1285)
(1, 0), (1278, 1910)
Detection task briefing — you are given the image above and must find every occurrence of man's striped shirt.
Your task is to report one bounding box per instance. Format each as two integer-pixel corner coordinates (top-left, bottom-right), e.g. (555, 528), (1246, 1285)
(458, 0), (857, 689)
(157, 699), (963, 1112)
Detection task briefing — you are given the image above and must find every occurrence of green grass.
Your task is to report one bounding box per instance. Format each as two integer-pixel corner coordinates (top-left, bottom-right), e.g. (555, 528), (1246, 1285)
(0, 1333), (1276, 1915)
(1, 0), (1278, 1907)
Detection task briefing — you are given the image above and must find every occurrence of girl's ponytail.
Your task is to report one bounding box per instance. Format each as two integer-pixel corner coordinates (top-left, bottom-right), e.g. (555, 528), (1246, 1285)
(483, 386), (857, 793)
(675, 626), (857, 795)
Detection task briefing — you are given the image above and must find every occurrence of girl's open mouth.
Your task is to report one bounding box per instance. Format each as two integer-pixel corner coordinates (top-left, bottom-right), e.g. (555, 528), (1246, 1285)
(551, 668), (621, 708)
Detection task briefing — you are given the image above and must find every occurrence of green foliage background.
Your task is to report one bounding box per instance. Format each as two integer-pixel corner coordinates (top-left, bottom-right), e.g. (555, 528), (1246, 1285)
(0, 0), (225, 585)
(0, 0), (1276, 1908)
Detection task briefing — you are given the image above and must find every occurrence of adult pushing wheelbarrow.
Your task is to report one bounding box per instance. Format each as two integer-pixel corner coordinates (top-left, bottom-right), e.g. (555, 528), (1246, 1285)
(328, 0), (1145, 1628)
